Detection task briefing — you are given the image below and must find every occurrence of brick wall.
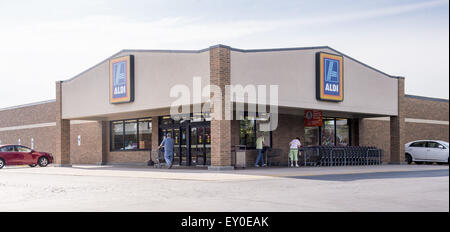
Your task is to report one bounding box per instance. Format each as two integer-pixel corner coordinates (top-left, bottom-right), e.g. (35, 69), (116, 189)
(0, 101), (56, 128)
(209, 45), (233, 167)
(0, 101), (56, 155)
(229, 114), (304, 166)
(404, 96), (449, 121)
(404, 123), (449, 142)
(0, 126), (56, 155)
(272, 114), (304, 165)
(359, 119), (391, 163)
(70, 122), (104, 164)
(360, 92), (449, 163)
(0, 100), (107, 165)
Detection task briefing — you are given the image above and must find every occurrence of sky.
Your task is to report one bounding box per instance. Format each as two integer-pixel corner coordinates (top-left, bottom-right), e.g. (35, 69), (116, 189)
(0, 0), (448, 108)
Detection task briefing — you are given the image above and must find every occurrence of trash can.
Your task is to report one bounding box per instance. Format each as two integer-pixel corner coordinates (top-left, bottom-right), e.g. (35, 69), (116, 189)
(233, 145), (247, 168)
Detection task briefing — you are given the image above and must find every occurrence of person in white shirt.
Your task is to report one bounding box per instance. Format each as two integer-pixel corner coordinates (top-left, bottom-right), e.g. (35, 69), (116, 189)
(289, 137), (302, 167)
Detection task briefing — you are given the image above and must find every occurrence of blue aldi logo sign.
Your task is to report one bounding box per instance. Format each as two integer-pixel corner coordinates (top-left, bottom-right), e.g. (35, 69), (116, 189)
(316, 52), (344, 102)
(110, 55), (134, 104)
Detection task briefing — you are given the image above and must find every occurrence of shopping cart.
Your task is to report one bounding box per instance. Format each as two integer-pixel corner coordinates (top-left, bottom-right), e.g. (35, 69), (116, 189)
(150, 148), (166, 168)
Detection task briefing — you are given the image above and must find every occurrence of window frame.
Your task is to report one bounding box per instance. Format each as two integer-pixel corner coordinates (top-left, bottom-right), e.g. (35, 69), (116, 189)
(110, 117), (152, 152)
(410, 141), (427, 147)
(304, 118), (352, 146)
(16, 145), (32, 153)
(239, 112), (273, 150)
(0, 145), (15, 152)
(427, 141), (446, 149)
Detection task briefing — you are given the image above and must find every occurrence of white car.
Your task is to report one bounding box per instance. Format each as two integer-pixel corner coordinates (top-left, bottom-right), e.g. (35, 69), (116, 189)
(405, 140), (449, 164)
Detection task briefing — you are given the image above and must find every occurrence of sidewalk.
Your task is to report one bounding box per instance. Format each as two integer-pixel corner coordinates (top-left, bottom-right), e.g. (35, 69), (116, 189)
(2, 164), (448, 181)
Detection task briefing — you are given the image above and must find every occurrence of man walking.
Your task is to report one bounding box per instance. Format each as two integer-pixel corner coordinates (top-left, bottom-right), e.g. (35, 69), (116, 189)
(159, 133), (175, 169)
(255, 134), (266, 167)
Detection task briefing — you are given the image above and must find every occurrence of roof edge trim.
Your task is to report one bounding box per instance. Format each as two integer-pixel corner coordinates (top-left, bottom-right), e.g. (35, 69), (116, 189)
(405, 94), (449, 102)
(0, 99), (56, 112)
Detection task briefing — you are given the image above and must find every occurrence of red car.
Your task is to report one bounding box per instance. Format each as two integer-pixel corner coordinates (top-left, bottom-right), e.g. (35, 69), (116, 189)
(0, 144), (53, 169)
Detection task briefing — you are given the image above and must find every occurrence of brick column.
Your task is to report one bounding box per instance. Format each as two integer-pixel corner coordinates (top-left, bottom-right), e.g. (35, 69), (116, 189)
(390, 77), (406, 164)
(55, 81), (71, 167)
(351, 119), (359, 146)
(152, 117), (159, 151)
(99, 121), (108, 165)
(208, 45), (233, 170)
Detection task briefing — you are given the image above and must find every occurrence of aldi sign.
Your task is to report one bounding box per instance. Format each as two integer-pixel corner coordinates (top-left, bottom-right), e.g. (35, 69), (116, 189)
(316, 52), (343, 102)
(110, 55), (134, 104)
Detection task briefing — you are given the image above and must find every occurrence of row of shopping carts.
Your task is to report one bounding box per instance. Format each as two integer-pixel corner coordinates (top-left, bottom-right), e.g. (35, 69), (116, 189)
(299, 146), (383, 166)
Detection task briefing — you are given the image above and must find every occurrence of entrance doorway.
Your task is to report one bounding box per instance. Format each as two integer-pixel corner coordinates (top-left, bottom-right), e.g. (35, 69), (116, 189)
(159, 115), (211, 166)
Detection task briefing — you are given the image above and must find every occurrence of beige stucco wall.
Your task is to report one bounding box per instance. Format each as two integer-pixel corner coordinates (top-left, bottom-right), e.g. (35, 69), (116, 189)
(62, 51), (210, 119)
(230, 48), (399, 116)
(62, 47), (399, 120)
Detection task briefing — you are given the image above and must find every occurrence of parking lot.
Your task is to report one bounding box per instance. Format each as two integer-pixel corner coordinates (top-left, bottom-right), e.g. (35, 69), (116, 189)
(0, 164), (448, 212)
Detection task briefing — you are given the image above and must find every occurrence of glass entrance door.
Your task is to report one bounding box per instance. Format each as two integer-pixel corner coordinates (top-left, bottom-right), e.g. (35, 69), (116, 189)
(190, 126), (209, 166)
(159, 116), (210, 166)
(205, 126), (211, 165)
(197, 127), (205, 165)
(190, 126), (212, 166)
(190, 127), (199, 165)
(180, 126), (188, 166)
(173, 128), (180, 165)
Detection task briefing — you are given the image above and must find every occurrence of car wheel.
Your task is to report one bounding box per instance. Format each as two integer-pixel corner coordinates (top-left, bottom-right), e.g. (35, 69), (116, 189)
(29, 164), (37, 167)
(405, 154), (413, 164)
(38, 157), (49, 167)
(0, 158), (4, 169)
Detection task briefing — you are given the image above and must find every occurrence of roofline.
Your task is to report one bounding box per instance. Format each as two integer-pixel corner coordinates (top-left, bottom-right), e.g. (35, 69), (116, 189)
(61, 44), (401, 83)
(405, 94), (449, 103)
(325, 47), (403, 80)
(229, 45), (401, 80)
(229, 45), (329, 53)
(0, 99), (56, 112)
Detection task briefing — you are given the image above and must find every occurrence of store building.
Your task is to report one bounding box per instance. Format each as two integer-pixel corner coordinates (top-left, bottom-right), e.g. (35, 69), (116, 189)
(0, 45), (448, 169)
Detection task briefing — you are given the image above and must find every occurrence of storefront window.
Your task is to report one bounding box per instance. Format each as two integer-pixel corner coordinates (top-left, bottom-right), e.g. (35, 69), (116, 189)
(321, 118), (335, 146)
(304, 127), (319, 146)
(240, 113), (272, 148)
(138, 118), (152, 150)
(256, 113), (271, 147)
(336, 119), (349, 146)
(124, 120), (138, 150)
(304, 117), (351, 146)
(112, 121), (124, 150)
(240, 116), (255, 147)
(161, 116), (173, 125)
(111, 117), (152, 151)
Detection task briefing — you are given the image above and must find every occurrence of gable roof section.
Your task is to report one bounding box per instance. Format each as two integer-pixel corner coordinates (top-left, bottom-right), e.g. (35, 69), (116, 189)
(62, 44), (401, 83)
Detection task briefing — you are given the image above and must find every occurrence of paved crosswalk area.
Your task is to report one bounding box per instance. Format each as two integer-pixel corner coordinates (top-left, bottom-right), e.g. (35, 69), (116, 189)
(0, 165), (448, 211)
